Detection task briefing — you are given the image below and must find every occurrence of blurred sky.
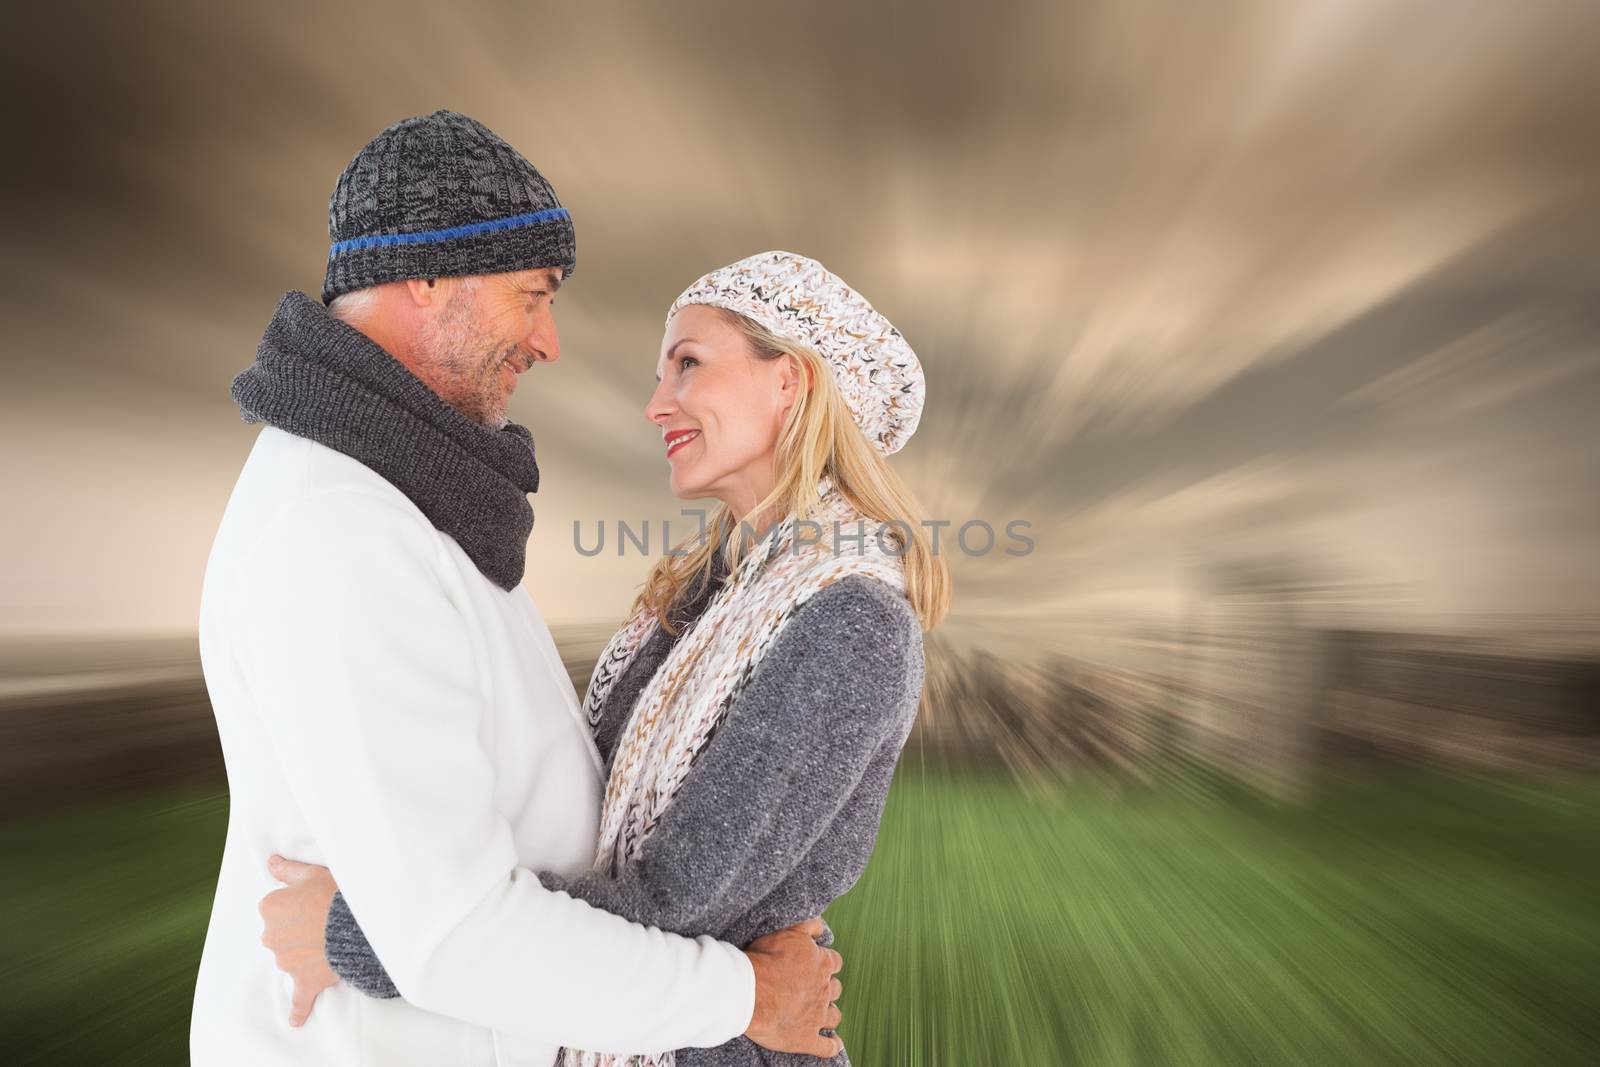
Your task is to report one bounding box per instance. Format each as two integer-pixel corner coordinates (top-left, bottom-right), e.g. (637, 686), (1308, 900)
(2, 0), (1598, 640)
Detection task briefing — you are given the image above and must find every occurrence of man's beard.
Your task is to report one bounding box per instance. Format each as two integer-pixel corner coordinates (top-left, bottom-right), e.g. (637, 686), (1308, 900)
(449, 340), (518, 430)
(422, 287), (520, 430)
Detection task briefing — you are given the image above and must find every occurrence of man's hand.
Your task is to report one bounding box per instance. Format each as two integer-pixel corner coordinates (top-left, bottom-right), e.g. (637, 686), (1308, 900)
(743, 918), (845, 1058)
(259, 854), (341, 1027)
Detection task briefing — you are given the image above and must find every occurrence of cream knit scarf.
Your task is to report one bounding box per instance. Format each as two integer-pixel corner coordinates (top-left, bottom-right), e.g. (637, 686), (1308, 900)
(559, 473), (906, 1067)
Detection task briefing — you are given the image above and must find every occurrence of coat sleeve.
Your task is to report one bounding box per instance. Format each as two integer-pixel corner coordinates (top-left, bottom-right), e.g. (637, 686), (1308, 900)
(229, 487), (754, 1053)
(324, 575), (924, 987)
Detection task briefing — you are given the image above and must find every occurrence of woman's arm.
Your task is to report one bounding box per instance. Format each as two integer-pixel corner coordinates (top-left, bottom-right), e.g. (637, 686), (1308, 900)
(323, 575), (925, 995)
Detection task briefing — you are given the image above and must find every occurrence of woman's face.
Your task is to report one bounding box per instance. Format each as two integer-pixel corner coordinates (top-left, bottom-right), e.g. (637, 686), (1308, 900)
(646, 304), (801, 516)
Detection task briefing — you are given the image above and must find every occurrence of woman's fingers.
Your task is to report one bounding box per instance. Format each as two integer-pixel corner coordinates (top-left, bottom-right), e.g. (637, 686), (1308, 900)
(289, 974), (324, 1027)
(280, 950), (338, 1025)
(267, 853), (325, 884)
(258, 886), (290, 927)
(256, 861), (340, 1028)
(828, 976), (842, 1002)
(824, 1000), (843, 1029)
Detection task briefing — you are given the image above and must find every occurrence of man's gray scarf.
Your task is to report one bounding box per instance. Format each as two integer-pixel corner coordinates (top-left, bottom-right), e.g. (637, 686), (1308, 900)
(230, 290), (540, 591)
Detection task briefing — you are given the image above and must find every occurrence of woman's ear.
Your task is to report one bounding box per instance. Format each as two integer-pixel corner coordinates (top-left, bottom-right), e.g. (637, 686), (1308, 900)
(780, 353), (812, 393)
(775, 353), (808, 415)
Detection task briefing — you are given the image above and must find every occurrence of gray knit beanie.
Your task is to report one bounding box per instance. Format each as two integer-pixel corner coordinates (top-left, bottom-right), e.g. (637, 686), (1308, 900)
(321, 109), (576, 305)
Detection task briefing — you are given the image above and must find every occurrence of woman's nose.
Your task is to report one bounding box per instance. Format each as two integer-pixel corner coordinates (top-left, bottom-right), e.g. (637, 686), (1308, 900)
(644, 379), (674, 423)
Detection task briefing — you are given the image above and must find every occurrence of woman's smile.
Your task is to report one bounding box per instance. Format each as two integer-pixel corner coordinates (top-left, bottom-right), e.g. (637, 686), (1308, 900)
(664, 428), (701, 459)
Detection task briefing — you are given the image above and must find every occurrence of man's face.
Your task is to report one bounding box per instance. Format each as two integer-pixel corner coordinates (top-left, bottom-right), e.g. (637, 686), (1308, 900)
(417, 267), (563, 429)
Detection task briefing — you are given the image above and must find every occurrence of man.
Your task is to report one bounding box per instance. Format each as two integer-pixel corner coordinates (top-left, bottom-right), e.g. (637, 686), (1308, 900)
(191, 109), (842, 1066)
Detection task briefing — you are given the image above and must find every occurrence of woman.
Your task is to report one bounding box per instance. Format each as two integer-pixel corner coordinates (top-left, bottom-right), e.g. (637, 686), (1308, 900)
(258, 250), (951, 1065)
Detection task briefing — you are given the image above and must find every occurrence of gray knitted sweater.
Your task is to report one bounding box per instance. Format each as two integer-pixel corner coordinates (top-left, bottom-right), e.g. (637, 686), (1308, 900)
(324, 546), (926, 1065)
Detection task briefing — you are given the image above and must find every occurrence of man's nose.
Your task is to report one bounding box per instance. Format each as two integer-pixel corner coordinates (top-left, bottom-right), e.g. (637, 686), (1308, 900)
(530, 316), (561, 363)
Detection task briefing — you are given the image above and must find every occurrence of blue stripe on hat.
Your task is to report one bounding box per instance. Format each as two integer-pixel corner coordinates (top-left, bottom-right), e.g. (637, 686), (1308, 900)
(328, 207), (571, 257)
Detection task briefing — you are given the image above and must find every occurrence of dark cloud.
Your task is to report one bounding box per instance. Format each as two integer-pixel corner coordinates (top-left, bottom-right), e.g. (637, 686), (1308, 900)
(3, 0), (1598, 634)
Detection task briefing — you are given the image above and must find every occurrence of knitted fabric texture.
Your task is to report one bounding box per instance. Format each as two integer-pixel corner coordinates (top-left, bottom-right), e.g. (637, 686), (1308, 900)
(667, 251), (924, 455)
(562, 475), (908, 1067)
(323, 565), (927, 1066)
(230, 290), (540, 590)
(322, 109), (576, 304)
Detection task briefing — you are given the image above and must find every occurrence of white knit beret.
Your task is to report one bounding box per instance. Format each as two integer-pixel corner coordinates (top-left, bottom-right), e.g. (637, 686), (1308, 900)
(666, 250), (926, 455)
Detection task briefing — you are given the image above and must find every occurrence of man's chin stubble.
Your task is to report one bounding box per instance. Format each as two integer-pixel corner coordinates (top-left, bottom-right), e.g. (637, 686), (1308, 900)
(464, 393), (509, 430)
(475, 380), (512, 431)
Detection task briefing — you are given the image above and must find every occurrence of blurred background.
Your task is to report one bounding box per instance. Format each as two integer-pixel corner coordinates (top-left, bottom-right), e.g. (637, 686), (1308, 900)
(3, 0), (1598, 1063)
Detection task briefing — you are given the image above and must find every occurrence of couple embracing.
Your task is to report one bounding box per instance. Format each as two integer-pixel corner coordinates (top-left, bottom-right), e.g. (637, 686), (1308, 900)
(192, 109), (950, 1067)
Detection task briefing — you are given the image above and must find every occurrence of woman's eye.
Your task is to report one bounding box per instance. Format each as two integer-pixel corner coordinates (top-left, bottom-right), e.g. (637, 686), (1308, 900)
(680, 356), (698, 369)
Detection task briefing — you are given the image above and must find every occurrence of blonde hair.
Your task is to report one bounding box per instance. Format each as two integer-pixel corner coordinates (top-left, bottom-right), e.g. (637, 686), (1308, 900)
(635, 306), (951, 636)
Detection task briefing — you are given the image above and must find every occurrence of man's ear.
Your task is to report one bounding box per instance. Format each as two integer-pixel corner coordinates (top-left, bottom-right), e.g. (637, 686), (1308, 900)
(402, 277), (440, 307)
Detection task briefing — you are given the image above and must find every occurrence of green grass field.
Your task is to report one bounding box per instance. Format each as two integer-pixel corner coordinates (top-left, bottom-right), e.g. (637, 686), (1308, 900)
(2, 759), (1597, 1065)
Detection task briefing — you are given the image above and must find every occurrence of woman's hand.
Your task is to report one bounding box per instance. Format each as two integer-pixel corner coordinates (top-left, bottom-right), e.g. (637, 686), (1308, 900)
(259, 854), (341, 1026)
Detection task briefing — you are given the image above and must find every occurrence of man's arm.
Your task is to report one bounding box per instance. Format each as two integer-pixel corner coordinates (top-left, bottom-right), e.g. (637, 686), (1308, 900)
(323, 576), (922, 992)
(231, 487), (753, 1054)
